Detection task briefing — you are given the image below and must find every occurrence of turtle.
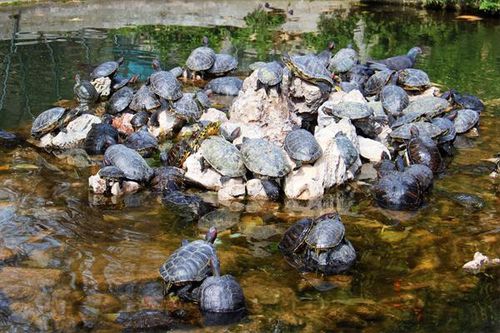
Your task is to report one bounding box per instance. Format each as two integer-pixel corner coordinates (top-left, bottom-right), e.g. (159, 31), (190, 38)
(74, 74), (98, 106)
(256, 61), (284, 95)
(447, 192), (485, 210)
(186, 36), (216, 77)
(391, 96), (450, 128)
(404, 163), (434, 192)
(372, 159), (424, 210)
(114, 310), (172, 331)
(248, 61), (267, 71)
(198, 209), (241, 232)
(31, 107), (66, 138)
(159, 227), (219, 300)
(316, 41), (336, 69)
(397, 68), (430, 91)
(90, 57), (124, 80)
(107, 86), (134, 114)
(104, 144), (154, 183)
(162, 190), (216, 221)
(167, 122), (221, 168)
(124, 128), (158, 157)
(328, 101), (373, 121)
(442, 89), (484, 112)
(172, 93), (203, 122)
(282, 52), (334, 86)
(169, 66), (184, 78)
(150, 166), (186, 192)
(453, 109), (480, 134)
(406, 126), (443, 174)
(207, 53), (238, 76)
(329, 44), (358, 74)
(199, 136), (246, 177)
(364, 69), (394, 96)
(111, 73), (138, 91)
(304, 213), (345, 252)
(431, 113), (457, 155)
(195, 91), (211, 111)
(278, 218), (315, 255)
(199, 273), (246, 325)
(84, 123), (119, 155)
(335, 132), (359, 169)
(0, 129), (20, 148)
(129, 85), (161, 112)
(303, 239), (357, 275)
(367, 47), (422, 71)
(240, 138), (292, 178)
(380, 84), (409, 116)
(150, 59), (183, 101)
(205, 77), (242, 96)
(284, 129), (322, 165)
(98, 165), (126, 182)
(131, 110), (150, 129)
(390, 121), (445, 141)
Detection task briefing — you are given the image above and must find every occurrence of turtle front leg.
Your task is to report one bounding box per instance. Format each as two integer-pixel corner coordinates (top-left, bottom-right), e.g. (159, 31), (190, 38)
(176, 284), (200, 302)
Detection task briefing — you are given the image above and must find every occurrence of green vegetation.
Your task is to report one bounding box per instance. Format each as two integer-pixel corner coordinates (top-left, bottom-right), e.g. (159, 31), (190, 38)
(424, 0), (500, 13)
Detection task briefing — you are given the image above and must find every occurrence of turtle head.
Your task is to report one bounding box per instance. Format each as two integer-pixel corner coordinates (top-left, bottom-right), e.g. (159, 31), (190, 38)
(74, 74), (81, 84)
(152, 59), (162, 71)
(409, 125), (420, 138)
(117, 56), (124, 65)
(281, 52), (292, 67)
(408, 47), (422, 59)
(202, 36), (209, 46)
(380, 151), (390, 161)
(446, 110), (458, 121)
(205, 227), (217, 243)
(327, 41), (336, 51)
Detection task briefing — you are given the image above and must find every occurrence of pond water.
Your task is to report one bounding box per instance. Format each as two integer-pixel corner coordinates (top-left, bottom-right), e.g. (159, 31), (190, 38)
(0, 2), (499, 332)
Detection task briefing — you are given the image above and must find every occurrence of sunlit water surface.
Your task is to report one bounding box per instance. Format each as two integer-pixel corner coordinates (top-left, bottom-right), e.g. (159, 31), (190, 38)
(0, 3), (498, 332)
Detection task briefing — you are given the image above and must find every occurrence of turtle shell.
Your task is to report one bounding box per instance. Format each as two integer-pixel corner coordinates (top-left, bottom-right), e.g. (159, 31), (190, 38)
(186, 46), (216, 71)
(407, 131), (443, 173)
(124, 128), (158, 157)
(98, 165), (125, 180)
(195, 91), (211, 110)
(199, 275), (246, 313)
(305, 213), (345, 250)
(390, 121), (445, 141)
(207, 54), (238, 75)
(91, 59), (121, 79)
(279, 217), (314, 254)
(104, 144), (154, 183)
(404, 164), (433, 191)
(173, 93), (202, 121)
(284, 54), (334, 86)
(31, 107), (66, 138)
(108, 86), (134, 114)
(453, 109), (480, 134)
(330, 101), (373, 120)
(335, 132), (359, 168)
(159, 239), (219, 285)
(397, 68), (430, 91)
(372, 171), (423, 210)
(169, 66), (184, 78)
(364, 70), (394, 96)
(431, 117), (456, 144)
(284, 129), (322, 164)
(257, 61), (283, 86)
(303, 239), (356, 274)
(200, 136), (246, 177)
(131, 110), (150, 129)
(150, 71), (183, 101)
(74, 77), (98, 104)
(206, 77), (242, 96)
(129, 85), (161, 112)
(240, 138), (292, 178)
(380, 84), (409, 116)
(84, 123), (119, 155)
(329, 47), (358, 73)
(392, 97), (449, 128)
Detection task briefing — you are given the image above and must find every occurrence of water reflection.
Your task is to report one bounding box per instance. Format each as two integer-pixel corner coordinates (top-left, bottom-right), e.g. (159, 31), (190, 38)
(0, 3), (498, 332)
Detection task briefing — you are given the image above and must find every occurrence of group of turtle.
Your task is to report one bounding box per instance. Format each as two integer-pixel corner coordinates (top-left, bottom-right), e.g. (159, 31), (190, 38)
(158, 227), (247, 325)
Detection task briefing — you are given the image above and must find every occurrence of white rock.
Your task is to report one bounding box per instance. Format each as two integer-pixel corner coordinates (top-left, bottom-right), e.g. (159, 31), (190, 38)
(218, 178), (246, 201)
(91, 77), (111, 98)
(358, 136), (391, 162)
(148, 110), (183, 139)
(38, 133), (55, 148)
(122, 181), (140, 194)
(184, 152), (222, 191)
(409, 86), (440, 102)
(342, 89), (366, 103)
(110, 182), (122, 196)
(51, 114), (101, 149)
(232, 123), (264, 145)
(284, 165), (324, 200)
(220, 122), (241, 142)
(317, 101), (337, 129)
(229, 71), (298, 144)
(327, 90), (347, 104)
(89, 174), (106, 194)
(289, 78), (326, 114)
(246, 179), (269, 200)
(200, 108), (228, 123)
(358, 163), (378, 181)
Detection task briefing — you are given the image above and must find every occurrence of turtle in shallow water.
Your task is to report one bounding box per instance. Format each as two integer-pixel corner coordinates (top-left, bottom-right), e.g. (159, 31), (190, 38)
(282, 52), (334, 87)
(453, 109), (480, 134)
(159, 227), (220, 301)
(284, 129), (322, 166)
(406, 126), (444, 174)
(167, 122), (221, 168)
(31, 107), (67, 138)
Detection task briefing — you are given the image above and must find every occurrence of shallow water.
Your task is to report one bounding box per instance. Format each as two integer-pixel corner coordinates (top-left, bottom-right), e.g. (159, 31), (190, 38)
(0, 2), (499, 332)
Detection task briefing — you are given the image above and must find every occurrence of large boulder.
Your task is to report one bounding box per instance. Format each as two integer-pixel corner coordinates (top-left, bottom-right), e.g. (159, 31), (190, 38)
(47, 114), (101, 149)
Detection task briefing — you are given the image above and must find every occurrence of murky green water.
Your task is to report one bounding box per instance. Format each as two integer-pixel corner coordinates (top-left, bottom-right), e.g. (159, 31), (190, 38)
(0, 3), (499, 332)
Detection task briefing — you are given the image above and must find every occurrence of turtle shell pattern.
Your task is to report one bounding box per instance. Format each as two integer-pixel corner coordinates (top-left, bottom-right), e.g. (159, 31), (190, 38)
(199, 275), (246, 313)
(284, 129), (322, 164)
(207, 54), (238, 75)
(200, 136), (246, 177)
(186, 46), (216, 71)
(240, 138), (292, 178)
(305, 214), (345, 250)
(453, 109), (480, 134)
(129, 85), (161, 112)
(150, 71), (183, 101)
(31, 107), (66, 138)
(286, 54), (334, 86)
